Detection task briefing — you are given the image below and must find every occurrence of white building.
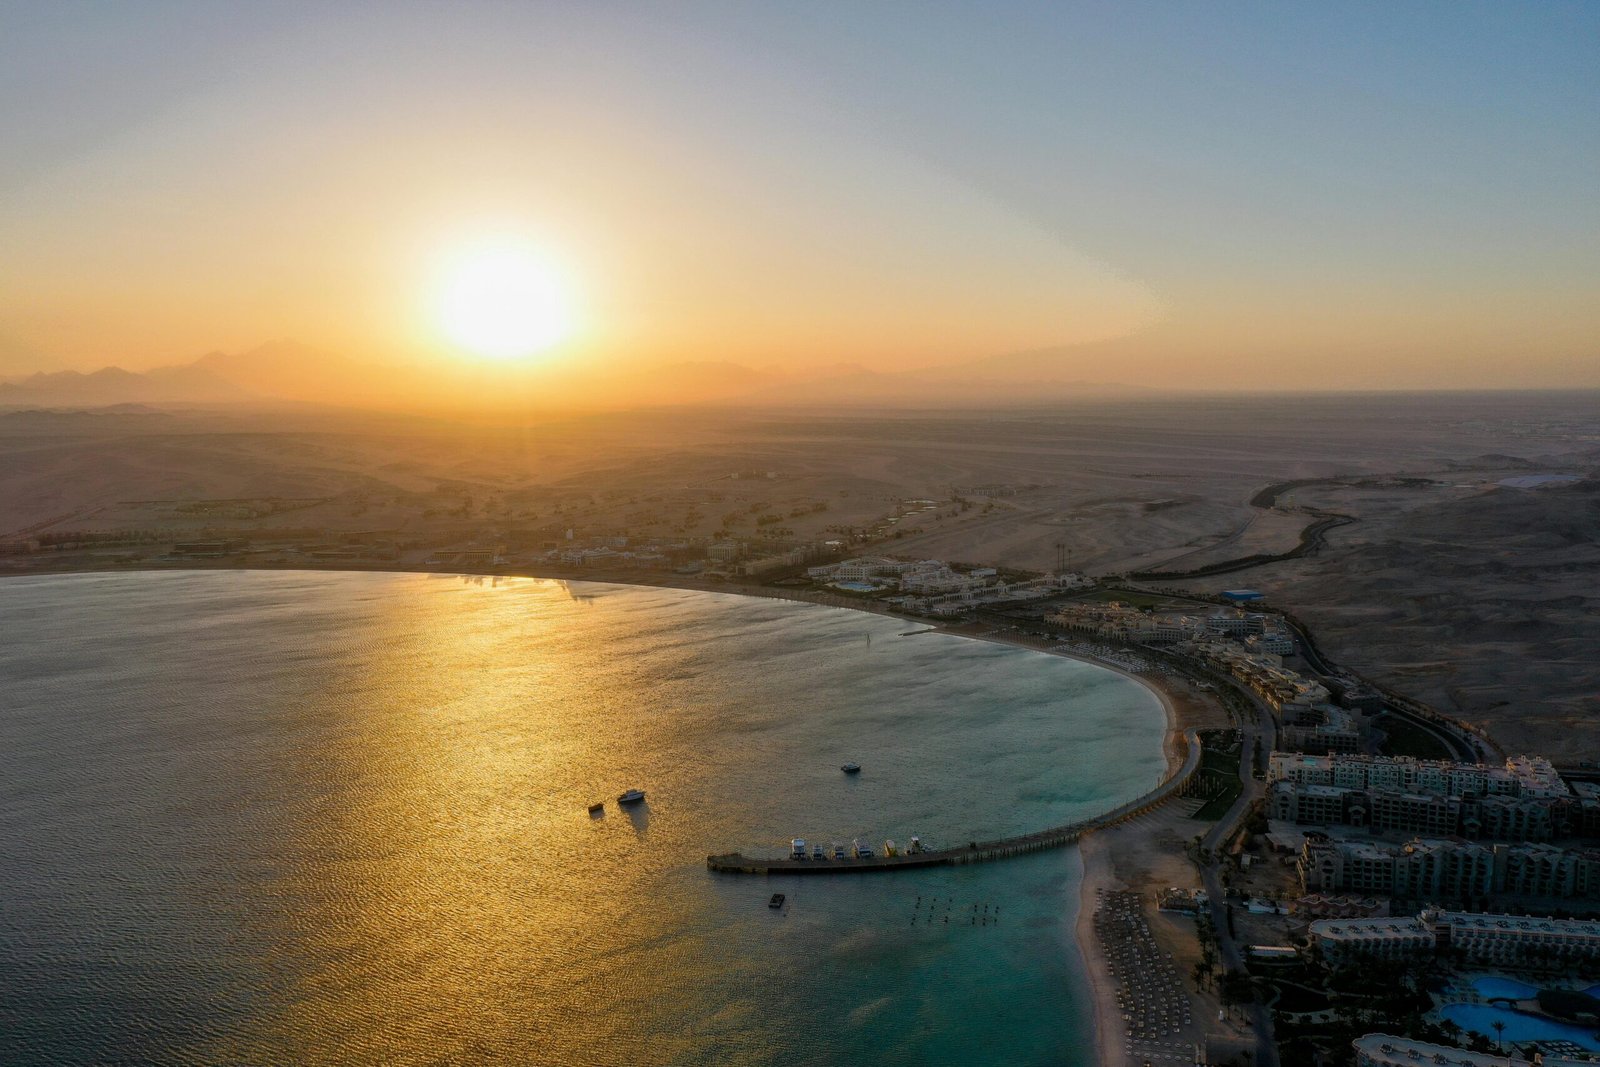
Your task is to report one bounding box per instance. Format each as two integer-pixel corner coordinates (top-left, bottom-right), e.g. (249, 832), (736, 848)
(1319, 909), (1600, 968)
(1353, 1034), (1592, 1067)
(1246, 630), (1296, 656)
(1430, 908), (1600, 965)
(808, 556), (917, 581)
(1269, 752), (1571, 801)
(1311, 915), (1436, 967)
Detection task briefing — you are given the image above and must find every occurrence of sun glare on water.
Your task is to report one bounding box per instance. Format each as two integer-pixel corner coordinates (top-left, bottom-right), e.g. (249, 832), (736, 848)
(432, 237), (577, 361)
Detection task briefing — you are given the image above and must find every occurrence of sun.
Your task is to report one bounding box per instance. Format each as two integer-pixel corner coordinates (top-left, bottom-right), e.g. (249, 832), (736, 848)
(431, 237), (577, 360)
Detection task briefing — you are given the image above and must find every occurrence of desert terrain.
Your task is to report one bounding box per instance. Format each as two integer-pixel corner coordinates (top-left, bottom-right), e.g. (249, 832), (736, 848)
(2, 391), (1596, 759)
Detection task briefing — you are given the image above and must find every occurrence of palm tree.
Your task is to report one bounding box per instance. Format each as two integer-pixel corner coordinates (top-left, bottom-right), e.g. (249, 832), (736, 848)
(1492, 1020), (1505, 1052)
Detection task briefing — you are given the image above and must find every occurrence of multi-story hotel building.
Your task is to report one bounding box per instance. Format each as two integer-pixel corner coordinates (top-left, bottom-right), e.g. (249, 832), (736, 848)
(1298, 834), (1600, 902)
(1353, 1034), (1592, 1067)
(1316, 909), (1600, 968)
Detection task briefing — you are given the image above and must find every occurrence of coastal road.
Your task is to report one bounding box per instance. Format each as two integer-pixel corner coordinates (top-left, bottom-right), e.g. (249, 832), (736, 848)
(1197, 688), (1280, 1067)
(1283, 619), (1481, 763)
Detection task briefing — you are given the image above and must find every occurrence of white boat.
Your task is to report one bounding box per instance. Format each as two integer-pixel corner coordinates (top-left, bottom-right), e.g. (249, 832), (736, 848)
(852, 839), (874, 859)
(841, 762), (861, 774)
(617, 789), (646, 804)
(791, 838), (808, 859)
(812, 844), (826, 860)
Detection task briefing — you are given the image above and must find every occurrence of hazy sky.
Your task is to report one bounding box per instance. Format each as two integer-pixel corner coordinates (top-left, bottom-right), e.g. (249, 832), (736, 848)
(2, 1), (1596, 390)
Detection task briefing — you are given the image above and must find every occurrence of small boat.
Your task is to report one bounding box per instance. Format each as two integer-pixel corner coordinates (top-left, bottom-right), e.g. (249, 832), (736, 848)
(841, 762), (861, 774)
(832, 842), (846, 860)
(852, 839), (874, 859)
(883, 839), (898, 857)
(908, 835), (922, 854)
(812, 844), (826, 860)
(587, 802), (605, 815)
(791, 838), (808, 859)
(769, 893), (785, 909)
(617, 789), (646, 804)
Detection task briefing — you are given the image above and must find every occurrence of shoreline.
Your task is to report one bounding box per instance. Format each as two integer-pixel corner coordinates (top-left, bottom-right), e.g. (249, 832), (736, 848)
(2, 561), (1194, 761)
(1076, 831), (1125, 1067)
(4, 560), (1199, 1067)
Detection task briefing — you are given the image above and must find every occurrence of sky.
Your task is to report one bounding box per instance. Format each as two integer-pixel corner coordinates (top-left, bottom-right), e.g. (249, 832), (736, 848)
(1, 1), (1597, 394)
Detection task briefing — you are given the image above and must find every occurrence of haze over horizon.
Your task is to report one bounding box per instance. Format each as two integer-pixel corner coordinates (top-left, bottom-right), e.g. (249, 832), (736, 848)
(3, 1), (1597, 405)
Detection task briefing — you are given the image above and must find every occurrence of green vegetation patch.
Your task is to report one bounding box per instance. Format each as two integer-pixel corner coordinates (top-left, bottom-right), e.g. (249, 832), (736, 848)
(1064, 587), (1189, 610)
(1189, 730), (1244, 820)
(1268, 981), (1330, 1014)
(1191, 774), (1244, 821)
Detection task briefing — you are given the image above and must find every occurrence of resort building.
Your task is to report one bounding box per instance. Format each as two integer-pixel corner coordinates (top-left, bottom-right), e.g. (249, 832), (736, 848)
(1190, 640), (1329, 709)
(1246, 630), (1296, 656)
(1497, 844), (1600, 900)
(1353, 1034), (1593, 1067)
(1290, 894), (1390, 920)
(1314, 909), (1600, 968)
(807, 556), (917, 581)
(1270, 778), (1571, 842)
(1298, 834), (1600, 902)
(707, 540), (743, 562)
(1280, 703), (1364, 755)
(1269, 752), (1571, 801)
(897, 561), (983, 596)
(1204, 610), (1262, 637)
(1433, 909), (1600, 966)
(1312, 915), (1437, 966)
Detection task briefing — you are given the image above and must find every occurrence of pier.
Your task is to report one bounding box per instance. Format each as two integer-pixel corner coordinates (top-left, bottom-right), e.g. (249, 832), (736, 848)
(706, 729), (1203, 875)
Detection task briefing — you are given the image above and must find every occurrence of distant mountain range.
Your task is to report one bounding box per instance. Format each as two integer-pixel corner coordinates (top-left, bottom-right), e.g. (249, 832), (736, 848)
(0, 339), (1167, 411)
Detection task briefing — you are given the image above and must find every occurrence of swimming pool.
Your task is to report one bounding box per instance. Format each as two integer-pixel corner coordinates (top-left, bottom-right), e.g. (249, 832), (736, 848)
(1439, 1003), (1600, 1053)
(1473, 976), (1538, 1001)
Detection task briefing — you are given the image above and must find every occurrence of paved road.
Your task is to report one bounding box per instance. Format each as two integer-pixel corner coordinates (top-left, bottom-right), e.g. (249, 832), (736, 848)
(1284, 620), (1480, 763)
(1197, 687), (1281, 1067)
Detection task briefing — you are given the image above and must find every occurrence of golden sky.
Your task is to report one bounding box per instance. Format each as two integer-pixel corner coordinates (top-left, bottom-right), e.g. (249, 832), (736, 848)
(1, 3), (1596, 396)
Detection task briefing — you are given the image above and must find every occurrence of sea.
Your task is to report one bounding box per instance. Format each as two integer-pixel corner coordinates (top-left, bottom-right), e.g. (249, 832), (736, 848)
(0, 570), (1168, 1066)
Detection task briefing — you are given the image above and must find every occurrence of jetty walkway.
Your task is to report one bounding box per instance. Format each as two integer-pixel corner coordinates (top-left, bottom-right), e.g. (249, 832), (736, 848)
(706, 729), (1202, 875)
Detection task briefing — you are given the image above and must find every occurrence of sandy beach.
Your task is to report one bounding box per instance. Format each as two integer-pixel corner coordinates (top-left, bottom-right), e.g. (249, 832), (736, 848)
(1076, 832), (1128, 1067)
(1066, 656), (1207, 1067)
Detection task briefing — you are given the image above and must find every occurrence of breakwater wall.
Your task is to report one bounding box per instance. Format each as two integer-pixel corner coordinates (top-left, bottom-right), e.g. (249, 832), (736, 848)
(706, 729), (1202, 876)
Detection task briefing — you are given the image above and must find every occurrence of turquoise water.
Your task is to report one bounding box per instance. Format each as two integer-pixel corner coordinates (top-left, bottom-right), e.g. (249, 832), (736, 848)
(0, 570), (1169, 1066)
(1438, 977), (1600, 1053)
(1473, 977), (1538, 1000)
(1440, 1004), (1600, 1053)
